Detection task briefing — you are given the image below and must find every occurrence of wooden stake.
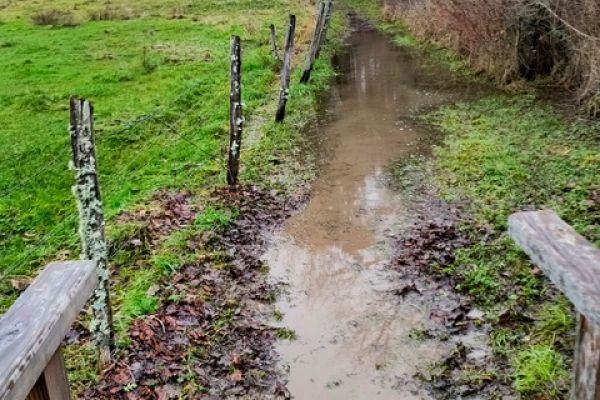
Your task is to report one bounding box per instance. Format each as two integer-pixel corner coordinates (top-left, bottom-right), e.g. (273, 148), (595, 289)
(300, 1), (327, 84)
(228, 36), (243, 187)
(316, 0), (334, 59)
(69, 97), (114, 368)
(276, 15), (296, 122)
(572, 314), (600, 400)
(269, 24), (280, 64)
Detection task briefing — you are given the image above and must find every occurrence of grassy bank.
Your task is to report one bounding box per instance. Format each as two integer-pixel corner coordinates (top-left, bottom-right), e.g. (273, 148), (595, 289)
(344, 0), (599, 398)
(429, 96), (599, 398)
(0, 0), (341, 310)
(0, 0), (348, 393)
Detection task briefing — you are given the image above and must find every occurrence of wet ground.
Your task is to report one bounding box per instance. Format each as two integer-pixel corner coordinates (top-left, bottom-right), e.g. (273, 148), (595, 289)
(263, 22), (487, 399)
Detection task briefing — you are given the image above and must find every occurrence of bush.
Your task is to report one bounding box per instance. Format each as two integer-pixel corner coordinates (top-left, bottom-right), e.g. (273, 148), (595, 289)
(387, 0), (600, 116)
(31, 9), (79, 27)
(88, 6), (138, 21)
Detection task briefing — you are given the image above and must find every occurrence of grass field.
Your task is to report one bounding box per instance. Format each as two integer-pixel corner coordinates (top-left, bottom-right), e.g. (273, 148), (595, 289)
(0, 0), (332, 310)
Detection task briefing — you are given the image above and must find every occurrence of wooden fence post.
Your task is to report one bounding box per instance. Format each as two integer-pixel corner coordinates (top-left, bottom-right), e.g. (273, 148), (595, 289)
(69, 97), (114, 368)
(508, 210), (600, 400)
(276, 15), (296, 122)
(300, 1), (327, 84)
(228, 36), (243, 187)
(269, 24), (280, 64)
(316, 0), (334, 59)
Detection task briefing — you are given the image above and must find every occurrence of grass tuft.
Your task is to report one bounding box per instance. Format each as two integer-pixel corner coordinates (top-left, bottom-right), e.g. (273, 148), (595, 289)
(513, 345), (569, 398)
(31, 9), (79, 27)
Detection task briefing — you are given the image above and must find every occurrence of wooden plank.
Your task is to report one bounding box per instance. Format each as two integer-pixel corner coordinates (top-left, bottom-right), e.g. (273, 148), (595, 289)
(0, 261), (97, 400)
(275, 15), (296, 122)
(25, 348), (70, 400)
(227, 35), (243, 186)
(43, 348), (70, 400)
(572, 314), (600, 400)
(70, 97), (114, 367)
(508, 210), (600, 326)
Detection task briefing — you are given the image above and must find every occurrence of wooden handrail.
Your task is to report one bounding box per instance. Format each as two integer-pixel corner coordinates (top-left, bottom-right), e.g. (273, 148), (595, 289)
(509, 210), (600, 400)
(0, 261), (97, 400)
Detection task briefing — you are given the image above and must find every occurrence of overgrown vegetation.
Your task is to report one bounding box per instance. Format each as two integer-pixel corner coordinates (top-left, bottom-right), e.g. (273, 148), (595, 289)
(381, 0), (600, 116)
(346, 1), (599, 397)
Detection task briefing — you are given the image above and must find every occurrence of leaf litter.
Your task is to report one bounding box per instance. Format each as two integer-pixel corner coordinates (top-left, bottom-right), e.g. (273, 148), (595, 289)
(81, 185), (307, 399)
(388, 193), (515, 399)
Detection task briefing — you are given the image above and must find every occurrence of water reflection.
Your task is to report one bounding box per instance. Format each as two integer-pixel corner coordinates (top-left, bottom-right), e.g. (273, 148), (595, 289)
(264, 27), (480, 399)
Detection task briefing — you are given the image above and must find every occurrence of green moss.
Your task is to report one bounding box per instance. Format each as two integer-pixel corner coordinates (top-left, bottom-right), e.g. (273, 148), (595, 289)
(64, 340), (98, 395)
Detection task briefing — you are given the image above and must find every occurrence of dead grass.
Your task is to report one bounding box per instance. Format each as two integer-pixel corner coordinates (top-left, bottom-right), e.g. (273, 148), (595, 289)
(88, 6), (139, 21)
(31, 9), (79, 26)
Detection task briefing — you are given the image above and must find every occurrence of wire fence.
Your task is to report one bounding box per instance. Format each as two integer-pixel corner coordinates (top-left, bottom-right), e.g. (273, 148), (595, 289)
(0, 78), (222, 281)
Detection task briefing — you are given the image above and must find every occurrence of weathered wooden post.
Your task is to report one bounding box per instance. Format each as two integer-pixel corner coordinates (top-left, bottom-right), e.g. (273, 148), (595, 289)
(300, 1), (327, 84)
(228, 36), (243, 187)
(269, 24), (280, 64)
(509, 210), (600, 400)
(316, 0), (334, 59)
(0, 261), (97, 400)
(69, 96), (114, 368)
(276, 15), (297, 122)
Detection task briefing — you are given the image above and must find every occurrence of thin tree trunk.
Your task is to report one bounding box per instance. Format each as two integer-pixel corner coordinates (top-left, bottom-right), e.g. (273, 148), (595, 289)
(276, 15), (297, 122)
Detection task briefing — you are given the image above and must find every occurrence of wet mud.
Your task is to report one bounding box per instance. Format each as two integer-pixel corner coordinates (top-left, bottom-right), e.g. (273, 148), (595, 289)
(263, 21), (492, 399)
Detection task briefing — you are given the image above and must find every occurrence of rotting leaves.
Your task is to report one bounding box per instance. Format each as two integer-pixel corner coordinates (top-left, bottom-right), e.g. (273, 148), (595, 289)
(82, 186), (304, 399)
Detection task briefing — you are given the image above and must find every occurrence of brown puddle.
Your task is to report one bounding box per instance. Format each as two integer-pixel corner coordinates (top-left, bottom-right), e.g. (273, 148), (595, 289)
(264, 23), (485, 399)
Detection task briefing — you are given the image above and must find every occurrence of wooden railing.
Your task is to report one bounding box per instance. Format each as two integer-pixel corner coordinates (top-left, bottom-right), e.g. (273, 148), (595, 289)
(509, 210), (600, 400)
(0, 261), (97, 400)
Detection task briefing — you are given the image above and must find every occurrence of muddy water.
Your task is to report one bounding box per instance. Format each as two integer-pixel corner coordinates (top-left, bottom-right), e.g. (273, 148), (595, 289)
(264, 25), (478, 399)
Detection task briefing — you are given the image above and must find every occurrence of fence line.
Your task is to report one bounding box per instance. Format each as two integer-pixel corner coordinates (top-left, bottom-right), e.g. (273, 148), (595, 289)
(1, 5), (337, 398)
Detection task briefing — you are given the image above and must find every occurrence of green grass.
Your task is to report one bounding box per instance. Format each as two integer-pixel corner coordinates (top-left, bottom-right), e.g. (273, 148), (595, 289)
(428, 95), (598, 397)
(430, 95), (600, 240)
(0, 0), (325, 311)
(5, 1), (348, 392)
(513, 345), (569, 398)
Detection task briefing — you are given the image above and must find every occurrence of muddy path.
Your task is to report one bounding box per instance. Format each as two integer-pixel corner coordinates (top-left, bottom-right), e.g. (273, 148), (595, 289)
(263, 21), (491, 399)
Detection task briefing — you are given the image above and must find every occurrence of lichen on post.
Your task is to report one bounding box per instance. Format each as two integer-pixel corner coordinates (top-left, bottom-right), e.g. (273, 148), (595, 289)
(69, 96), (114, 368)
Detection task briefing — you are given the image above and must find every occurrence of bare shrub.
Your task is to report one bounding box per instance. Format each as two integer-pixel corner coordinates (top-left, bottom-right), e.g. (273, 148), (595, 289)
(388, 0), (600, 115)
(89, 6), (138, 21)
(31, 9), (79, 27)
(170, 6), (186, 20)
